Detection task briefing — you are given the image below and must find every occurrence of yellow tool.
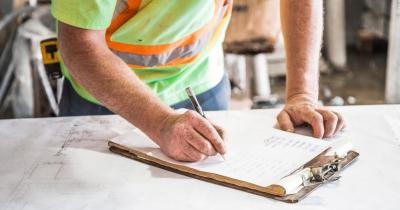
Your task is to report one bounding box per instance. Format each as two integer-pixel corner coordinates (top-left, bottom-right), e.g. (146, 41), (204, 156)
(40, 38), (62, 79)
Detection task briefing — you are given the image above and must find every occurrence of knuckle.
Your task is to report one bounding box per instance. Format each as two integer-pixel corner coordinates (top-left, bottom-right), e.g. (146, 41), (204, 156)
(185, 110), (197, 120)
(312, 114), (323, 123)
(326, 113), (338, 122)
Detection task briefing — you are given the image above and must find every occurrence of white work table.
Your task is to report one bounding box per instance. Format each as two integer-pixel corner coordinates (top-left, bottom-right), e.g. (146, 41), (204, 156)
(1, 105), (400, 210)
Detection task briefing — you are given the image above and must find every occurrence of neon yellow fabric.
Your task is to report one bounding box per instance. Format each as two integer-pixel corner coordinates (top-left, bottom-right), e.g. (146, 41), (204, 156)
(52, 0), (230, 105)
(113, 1), (214, 45)
(51, 0), (117, 30)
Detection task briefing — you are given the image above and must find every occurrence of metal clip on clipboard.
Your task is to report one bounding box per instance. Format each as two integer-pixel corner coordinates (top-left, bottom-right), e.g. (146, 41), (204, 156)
(302, 157), (343, 187)
(273, 141), (359, 203)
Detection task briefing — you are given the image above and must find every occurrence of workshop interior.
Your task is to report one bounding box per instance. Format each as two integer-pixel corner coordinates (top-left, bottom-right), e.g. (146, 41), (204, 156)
(0, 0), (397, 119)
(2, 0), (400, 208)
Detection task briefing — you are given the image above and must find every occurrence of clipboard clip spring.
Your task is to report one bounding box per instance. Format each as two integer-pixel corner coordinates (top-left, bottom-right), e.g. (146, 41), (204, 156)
(303, 157), (344, 187)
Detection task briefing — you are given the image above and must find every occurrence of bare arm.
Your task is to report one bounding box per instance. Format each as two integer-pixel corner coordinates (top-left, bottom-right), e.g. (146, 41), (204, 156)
(277, 0), (345, 138)
(281, 0), (322, 100)
(58, 22), (226, 161)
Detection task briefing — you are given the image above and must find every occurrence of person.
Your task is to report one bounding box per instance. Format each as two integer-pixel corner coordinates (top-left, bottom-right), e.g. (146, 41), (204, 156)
(52, 0), (345, 162)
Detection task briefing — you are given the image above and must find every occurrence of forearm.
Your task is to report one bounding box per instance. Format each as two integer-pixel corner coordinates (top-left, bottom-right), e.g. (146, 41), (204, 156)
(58, 24), (174, 140)
(280, 0), (323, 101)
(277, 1), (345, 138)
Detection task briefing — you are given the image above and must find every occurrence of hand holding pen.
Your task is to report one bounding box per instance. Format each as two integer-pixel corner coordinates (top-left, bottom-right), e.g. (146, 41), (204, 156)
(186, 87), (226, 160)
(151, 88), (227, 162)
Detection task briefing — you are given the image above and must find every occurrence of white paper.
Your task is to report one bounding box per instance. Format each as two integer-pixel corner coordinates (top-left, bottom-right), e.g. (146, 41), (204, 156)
(4, 107), (400, 210)
(111, 113), (330, 187)
(385, 115), (400, 145)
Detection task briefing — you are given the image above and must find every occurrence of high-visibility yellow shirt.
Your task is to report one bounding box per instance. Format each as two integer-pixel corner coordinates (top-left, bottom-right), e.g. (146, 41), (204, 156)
(51, 0), (232, 105)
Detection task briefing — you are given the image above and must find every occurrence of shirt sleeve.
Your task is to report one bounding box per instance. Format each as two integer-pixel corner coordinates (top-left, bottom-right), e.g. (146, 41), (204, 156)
(51, 0), (117, 30)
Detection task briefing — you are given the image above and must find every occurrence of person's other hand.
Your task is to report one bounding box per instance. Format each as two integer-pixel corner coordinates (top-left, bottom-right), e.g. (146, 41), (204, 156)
(154, 110), (226, 162)
(277, 94), (345, 138)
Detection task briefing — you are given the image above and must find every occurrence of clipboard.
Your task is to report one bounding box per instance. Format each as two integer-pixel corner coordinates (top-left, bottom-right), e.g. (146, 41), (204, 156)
(108, 139), (359, 203)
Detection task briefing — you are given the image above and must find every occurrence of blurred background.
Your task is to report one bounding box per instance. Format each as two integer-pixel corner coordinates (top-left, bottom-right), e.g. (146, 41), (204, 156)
(0, 0), (399, 119)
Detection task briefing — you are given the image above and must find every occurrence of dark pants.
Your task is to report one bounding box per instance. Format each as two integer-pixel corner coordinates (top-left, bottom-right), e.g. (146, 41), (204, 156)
(59, 75), (231, 116)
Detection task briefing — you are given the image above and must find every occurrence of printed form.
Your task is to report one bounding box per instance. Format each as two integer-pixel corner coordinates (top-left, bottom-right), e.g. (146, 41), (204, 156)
(111, 113), (330, 187)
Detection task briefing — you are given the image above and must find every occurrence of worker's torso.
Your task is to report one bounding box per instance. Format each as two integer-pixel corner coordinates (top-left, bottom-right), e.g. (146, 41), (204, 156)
(61, 0), (232, 105)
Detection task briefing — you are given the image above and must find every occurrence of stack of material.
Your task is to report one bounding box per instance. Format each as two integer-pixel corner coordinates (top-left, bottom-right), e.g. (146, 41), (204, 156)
(223, 0), (280, 54)
(358, 0), (391, 52)
(361, 0), (391, 39)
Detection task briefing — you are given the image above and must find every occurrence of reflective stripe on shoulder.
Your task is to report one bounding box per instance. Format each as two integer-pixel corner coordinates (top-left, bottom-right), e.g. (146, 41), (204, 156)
(107, 0), (141, 41)
(111, 2), (231, 67)
(112, 0), (128, 20)
(109, 0), (232, 68)
(111, 36), (205, 67)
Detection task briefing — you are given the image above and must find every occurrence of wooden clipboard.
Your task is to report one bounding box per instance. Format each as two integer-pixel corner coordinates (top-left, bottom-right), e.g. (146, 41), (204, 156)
(108, 140), (359, 203)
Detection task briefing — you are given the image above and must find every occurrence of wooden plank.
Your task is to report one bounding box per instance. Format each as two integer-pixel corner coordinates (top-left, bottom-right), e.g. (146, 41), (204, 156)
(13, 0), (29, 9)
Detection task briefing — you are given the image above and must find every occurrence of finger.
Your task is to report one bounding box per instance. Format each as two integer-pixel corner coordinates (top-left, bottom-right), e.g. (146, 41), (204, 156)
(194, 120), (226, 154)
(182, 142), (206, 162)
(300, 108), (325, 138)
(316, 109), (338, 138)
(277, 111), (295, 132)
(333, 111), (345, 133)
(211, 123), (226, 141)
(186, 129), (217, 156)
(188, 112), (226, 154)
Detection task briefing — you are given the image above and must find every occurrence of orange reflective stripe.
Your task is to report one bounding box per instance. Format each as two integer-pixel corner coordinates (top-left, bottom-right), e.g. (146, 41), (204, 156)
(223, 0), (232, 18)
(106, 0), (223, 55)
(152, 15), (232, 68)
(127, 55), (199, 69)
(106, 0), (232, 68)
(116, 0), (232, 68)
(124, 18), (230, 69)
(204, 12), (231, 52)
(106, 0), (141, 41)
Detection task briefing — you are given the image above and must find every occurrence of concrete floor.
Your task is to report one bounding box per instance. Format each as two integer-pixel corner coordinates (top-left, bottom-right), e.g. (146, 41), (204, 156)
(321, 49), (386, 105)
(272, 48), (387, 106)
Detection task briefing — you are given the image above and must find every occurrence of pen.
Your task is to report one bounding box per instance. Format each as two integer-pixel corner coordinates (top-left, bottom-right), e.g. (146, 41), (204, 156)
(185, 87), (226, 160)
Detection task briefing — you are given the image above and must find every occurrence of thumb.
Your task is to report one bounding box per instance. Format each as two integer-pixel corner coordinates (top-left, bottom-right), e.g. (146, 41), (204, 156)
(277, 111), (295, 132)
